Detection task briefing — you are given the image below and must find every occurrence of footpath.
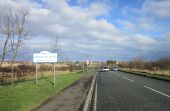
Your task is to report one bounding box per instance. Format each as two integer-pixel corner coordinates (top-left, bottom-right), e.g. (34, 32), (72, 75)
(33, 70), (95, 111)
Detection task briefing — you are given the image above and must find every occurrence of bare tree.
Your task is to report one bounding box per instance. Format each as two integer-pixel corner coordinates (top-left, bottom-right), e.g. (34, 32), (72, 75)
(0, 7), (16, 83)
(0, 6), (29, 85)
(10, 7), (29, 85)
(0, 7), (15, 68)
(51, 36), (60, 53)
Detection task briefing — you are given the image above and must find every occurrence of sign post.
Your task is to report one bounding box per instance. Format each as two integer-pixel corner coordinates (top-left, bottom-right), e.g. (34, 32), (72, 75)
(33, 51), (57, 85)
(53, 63), (56, 86)
(36, 64), (38, 84)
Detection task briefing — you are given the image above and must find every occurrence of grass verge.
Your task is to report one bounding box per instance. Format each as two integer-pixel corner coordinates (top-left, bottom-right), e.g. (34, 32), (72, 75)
(0, 71), (84, 111)
(120, 69), (170, 82)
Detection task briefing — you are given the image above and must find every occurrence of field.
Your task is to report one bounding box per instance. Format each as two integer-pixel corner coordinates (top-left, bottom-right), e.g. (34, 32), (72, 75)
(0, 71), (84, 111)
(121, 68), (170, 81)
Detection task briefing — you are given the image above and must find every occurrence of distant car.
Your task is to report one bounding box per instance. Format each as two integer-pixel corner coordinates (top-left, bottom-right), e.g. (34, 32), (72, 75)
(112, 67), (118, 71)
(102, 66), (109, 72)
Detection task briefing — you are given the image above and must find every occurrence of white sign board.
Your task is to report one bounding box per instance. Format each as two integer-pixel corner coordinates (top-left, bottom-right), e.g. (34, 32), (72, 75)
(33, 51), (57, 63)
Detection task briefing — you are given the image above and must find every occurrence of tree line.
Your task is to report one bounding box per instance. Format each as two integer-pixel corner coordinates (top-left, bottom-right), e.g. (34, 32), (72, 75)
(119, 57), (170, 71)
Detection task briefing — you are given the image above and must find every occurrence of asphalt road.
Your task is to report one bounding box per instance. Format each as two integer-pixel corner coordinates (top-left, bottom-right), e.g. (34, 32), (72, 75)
(97, 71), (170, 111)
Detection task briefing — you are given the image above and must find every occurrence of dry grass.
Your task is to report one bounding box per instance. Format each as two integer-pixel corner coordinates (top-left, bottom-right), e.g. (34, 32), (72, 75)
(1, 62), (69, 68)
(0, 70), (77, 84)
(123, 68), (170, 76)
(38, 71), (70, 76)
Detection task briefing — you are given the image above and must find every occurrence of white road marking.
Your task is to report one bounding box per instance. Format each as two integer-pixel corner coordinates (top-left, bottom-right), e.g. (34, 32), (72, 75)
(122, 77), (135, 83)
(94, 74), (98, 111)
(144, 86), (170, 98)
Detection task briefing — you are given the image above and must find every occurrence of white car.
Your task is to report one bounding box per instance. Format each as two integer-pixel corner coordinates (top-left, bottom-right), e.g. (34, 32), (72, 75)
(112, 67), (118, 71)
(102, 66), (109, 72)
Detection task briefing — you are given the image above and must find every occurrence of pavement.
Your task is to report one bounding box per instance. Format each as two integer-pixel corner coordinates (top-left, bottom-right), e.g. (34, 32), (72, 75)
(33, 70), (95, 111)
(97, 71), (170, 111)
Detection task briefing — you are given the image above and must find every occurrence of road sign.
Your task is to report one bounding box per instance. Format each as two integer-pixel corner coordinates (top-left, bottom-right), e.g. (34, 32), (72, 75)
(33, 51), (57, 86)
(33, 51), (57, 63)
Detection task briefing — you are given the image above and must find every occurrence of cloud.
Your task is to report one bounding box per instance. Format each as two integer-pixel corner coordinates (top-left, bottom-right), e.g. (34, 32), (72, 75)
(123, 0), (170, 19)
(117, 18), (159, 33)
(120, 0), (170, 33)
(0, 0), (170, 61)
(142, 0), (170, 18)
(117, 19), (136, 32)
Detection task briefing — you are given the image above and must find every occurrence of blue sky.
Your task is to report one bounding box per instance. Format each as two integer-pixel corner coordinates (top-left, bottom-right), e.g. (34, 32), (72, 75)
(0, 0), (170, 61)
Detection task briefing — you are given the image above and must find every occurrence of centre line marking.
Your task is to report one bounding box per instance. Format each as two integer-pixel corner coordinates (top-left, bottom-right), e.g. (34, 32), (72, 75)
(122, 77), (135, 83)
(144, 86), (170, 98)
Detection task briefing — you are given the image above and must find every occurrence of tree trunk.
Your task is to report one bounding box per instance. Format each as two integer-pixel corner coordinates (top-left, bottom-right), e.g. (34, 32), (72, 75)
(11, 51), (17, 86)
(0, 36), (10, 85)
(11, 65), (14, 86)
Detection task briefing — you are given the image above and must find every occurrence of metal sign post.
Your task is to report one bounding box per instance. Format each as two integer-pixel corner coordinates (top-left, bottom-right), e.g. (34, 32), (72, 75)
(35, 64), (38, 84)
(53, 63), (56, 86)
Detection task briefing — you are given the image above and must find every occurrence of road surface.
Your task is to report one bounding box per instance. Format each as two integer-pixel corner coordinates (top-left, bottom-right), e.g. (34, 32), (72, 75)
(97, 71), (170, 111)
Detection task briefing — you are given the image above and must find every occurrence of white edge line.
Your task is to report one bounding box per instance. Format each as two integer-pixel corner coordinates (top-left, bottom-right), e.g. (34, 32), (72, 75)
(122, 77), (135, 83)
(94, 73), (98, 111)
(144, 86), (170, 98)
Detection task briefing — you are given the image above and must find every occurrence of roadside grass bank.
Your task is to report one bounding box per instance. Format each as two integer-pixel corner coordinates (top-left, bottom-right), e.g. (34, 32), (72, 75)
(120, 69), (170, 82)
(0, 71), (71, 86)
(0, 70), (87, 111)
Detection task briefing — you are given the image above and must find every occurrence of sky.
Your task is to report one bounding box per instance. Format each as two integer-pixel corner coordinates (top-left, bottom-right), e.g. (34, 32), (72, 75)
(0, 0), (170, 61)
